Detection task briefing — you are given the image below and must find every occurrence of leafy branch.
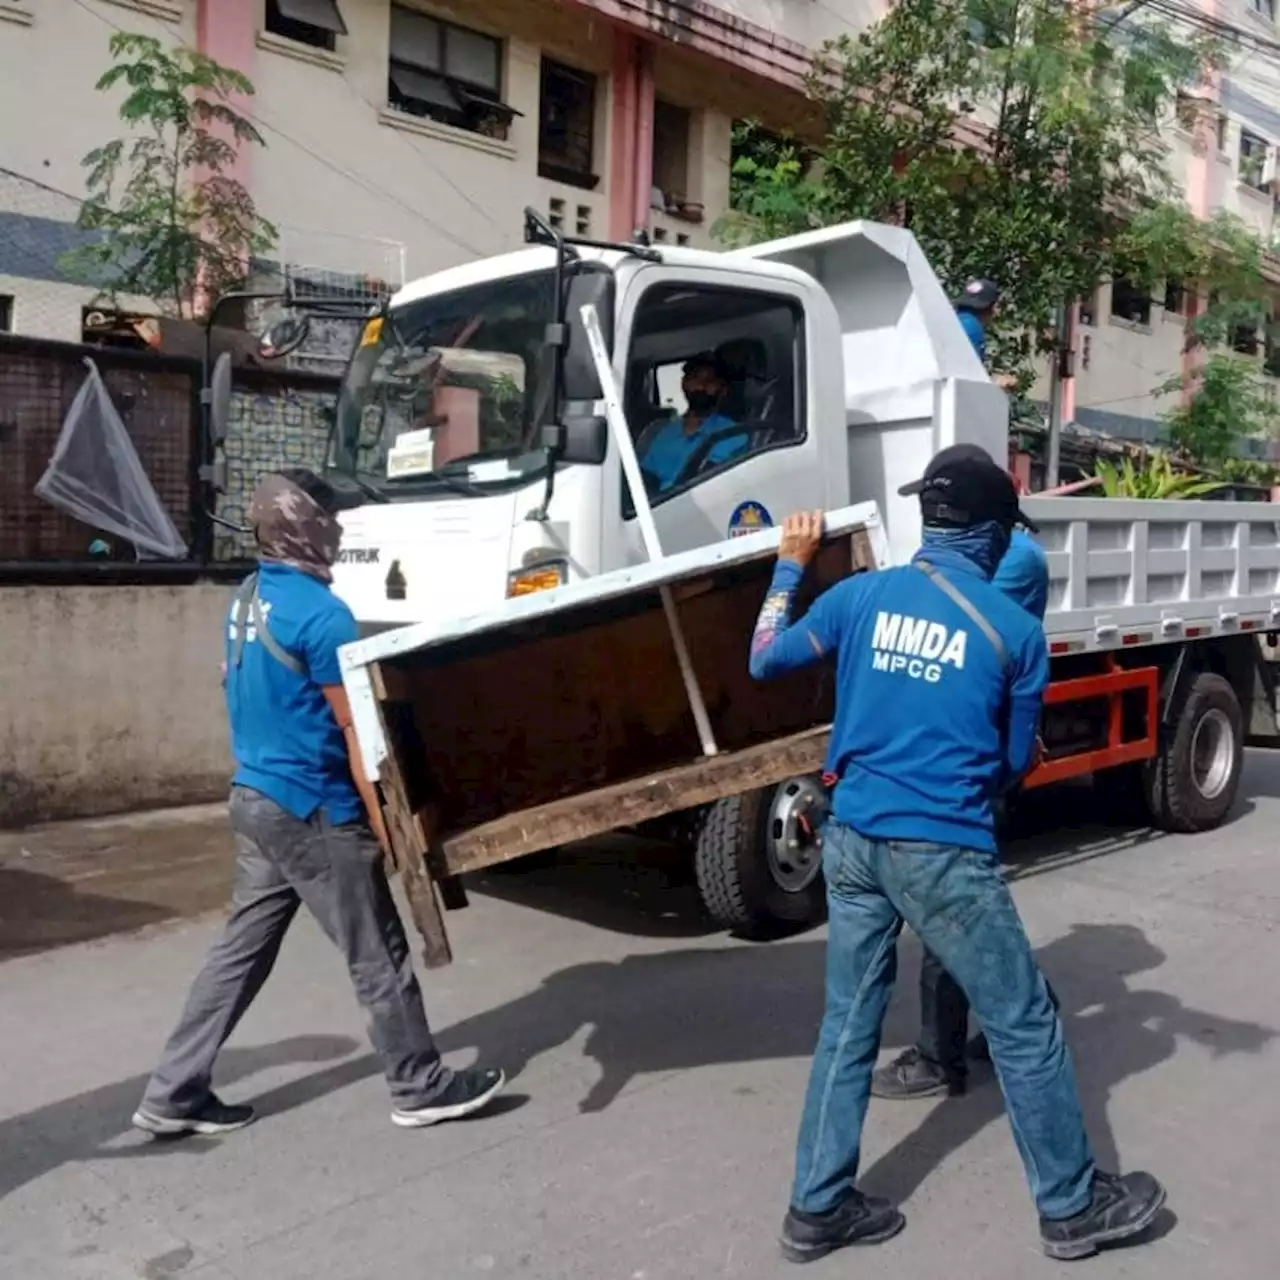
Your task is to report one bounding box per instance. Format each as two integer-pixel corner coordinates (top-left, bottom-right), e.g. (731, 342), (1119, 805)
(61, 32), (276, 319)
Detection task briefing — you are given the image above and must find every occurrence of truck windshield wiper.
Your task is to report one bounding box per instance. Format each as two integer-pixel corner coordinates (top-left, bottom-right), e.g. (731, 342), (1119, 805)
(341, 472), (391, 503)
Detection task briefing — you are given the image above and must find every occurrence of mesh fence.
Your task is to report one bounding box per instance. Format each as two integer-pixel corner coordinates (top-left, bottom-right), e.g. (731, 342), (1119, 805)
(0, 338), (196, 562)
(213, 371), (341, 562)
(0, 167), (93, 343)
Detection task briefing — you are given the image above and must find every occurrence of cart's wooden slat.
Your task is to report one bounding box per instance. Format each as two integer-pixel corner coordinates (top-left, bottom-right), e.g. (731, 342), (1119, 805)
(372, 660), (453, 969)
(441, 725), (833, 875)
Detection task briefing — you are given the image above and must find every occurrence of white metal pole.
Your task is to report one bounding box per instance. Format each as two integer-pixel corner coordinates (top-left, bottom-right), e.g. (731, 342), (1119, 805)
(579, 304), (719, 757)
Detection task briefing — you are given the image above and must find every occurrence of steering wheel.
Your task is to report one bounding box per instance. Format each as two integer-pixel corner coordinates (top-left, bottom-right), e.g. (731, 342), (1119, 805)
(669, 422), (772, 489)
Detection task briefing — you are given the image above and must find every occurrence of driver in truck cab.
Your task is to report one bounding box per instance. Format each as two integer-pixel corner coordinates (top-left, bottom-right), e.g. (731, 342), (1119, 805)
(636, 351), (746, 494)
(747, 446), (1164, 1265)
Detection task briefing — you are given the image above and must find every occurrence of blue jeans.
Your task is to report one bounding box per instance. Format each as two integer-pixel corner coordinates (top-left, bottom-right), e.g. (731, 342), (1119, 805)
(792, 823), (1096, 1220)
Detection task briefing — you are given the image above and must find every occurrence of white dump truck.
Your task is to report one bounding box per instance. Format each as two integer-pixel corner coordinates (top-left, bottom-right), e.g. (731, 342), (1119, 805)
(207, 213), (1280, 964)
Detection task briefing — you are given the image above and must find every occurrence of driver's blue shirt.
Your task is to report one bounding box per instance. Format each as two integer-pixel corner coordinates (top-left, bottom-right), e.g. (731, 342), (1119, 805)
(640, 412), (745, 492)
(957, 308), (988, 365)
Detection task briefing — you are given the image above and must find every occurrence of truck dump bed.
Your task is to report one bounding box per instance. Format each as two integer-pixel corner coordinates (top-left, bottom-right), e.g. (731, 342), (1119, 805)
(1026, 497), (1280, 652)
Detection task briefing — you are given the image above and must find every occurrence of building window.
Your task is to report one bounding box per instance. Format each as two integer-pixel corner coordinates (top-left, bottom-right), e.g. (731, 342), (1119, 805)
(1163, 279), (1185, 315)
(1233, 322), (1261, 355)
(265, 0), (347, 52)
(1240, 130), (1270, 190)
(1217, 112), (1229, 152)
(1248, 0), (1275, 18)
(387, 5), (517, 141)
(0, 295), (11, 332)
(653, 99), (702, 222)
(1110, 278), (1151, 326)
(622, 283), (804, 512)
(538, 60), (598, 189)
(1174, 92), (1199, 132)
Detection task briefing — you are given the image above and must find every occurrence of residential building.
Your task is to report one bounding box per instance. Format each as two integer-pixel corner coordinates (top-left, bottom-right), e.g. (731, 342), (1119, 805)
(3, 0), (1280, 454)
(0, 0), (872, 343)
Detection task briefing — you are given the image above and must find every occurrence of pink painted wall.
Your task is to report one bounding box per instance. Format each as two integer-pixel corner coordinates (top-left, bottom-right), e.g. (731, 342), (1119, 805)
(195, 0), (257, 191)
(609, 31), (640, 240)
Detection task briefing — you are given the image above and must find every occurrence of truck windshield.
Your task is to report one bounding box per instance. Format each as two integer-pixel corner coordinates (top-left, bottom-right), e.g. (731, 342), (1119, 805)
(330, 269), (559, 495)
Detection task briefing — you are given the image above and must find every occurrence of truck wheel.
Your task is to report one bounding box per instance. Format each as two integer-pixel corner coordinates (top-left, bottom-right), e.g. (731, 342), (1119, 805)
(1147, 671), (1244, 833)
(695, 778), (828, 939)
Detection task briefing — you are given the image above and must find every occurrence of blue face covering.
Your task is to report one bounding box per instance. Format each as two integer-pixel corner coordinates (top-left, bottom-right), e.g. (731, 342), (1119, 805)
(920, 519), (1011, 579)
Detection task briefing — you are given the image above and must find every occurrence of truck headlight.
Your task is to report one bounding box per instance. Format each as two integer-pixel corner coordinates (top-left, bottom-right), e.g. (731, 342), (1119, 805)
(507, 561), (567, 598)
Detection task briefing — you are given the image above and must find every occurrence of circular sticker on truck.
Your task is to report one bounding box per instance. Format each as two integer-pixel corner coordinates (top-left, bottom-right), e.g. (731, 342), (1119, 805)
(728, 500), (773, 538)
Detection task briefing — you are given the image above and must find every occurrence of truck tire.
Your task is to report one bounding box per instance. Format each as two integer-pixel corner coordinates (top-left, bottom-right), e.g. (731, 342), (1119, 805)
(695, 779), (828, 939)
(1147, 671), (1244, 833)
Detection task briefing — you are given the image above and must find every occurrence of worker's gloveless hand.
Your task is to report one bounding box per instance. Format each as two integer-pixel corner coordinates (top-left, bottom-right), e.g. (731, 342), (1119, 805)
(779, 510), (824, 568)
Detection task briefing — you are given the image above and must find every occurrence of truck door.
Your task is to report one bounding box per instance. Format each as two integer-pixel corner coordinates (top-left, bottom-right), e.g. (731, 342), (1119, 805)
(604, 267), (836, 567)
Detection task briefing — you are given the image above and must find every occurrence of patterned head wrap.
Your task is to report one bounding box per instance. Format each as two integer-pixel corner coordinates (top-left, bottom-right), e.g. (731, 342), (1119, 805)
(248, 471), (342, 582)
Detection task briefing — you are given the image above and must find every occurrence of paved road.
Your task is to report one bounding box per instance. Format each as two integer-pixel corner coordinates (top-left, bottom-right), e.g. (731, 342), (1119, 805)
(3, 760), (1280, 1279)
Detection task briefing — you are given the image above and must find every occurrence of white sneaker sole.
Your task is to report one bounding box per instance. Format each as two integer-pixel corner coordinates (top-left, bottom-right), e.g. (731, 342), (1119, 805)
(390, 1072), (506, 1129)
(131, 1108), (255, 1137)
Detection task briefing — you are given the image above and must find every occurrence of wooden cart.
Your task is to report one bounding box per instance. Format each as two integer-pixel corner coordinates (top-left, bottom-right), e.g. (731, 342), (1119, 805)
(339, 506), (886, 967)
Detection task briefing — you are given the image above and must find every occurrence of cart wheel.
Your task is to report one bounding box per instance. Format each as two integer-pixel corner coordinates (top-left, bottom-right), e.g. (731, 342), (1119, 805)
(1147, 671), (1244, 833)
(695, 779), (828, 939)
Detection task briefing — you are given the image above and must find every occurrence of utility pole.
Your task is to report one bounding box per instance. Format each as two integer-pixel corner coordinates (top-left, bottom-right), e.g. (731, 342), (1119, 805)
(1045, 300), (1071, 488)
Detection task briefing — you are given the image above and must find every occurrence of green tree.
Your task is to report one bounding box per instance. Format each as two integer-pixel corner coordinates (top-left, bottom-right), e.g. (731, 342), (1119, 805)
(62, 32), (276, 318)
(716, 0), (1272, 386)
(1157, 352), (1280, 467)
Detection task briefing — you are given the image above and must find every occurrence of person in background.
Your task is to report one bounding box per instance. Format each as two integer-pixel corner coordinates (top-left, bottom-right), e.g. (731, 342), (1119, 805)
(871, 447), (1055, 1099)
(956, 277), (1018, 392)
(133, 468), (505, 1137)
(749, 446), (1164, 1264)
(636, 351), (745, 493)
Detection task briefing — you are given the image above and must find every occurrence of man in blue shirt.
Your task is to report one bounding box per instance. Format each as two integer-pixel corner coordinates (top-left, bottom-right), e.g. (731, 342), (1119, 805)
(956, 277), (1018, 392)
(637, 352), (746, 493)
(133, 468), (504, 1137)
(750, 447), (1164, 1264)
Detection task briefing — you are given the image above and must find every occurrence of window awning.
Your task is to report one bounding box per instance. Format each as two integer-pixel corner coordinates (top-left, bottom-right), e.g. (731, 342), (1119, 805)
(275, 0), (348, 36)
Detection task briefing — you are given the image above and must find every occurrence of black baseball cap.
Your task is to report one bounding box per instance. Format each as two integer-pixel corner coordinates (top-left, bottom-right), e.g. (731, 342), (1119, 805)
(682, 351), (731, 381)
(898, 443), (1038, 533)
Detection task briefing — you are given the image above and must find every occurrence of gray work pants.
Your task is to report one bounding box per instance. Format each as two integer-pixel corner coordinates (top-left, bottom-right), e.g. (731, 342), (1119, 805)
(141, 785), (448, 1115)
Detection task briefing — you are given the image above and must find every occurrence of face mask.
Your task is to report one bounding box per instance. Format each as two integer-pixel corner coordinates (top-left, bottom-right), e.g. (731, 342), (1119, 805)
(686, 390), (718, 414)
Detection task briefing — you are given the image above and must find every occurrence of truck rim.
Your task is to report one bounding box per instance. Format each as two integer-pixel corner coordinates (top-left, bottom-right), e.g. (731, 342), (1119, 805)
(766, 777), (827, 893)
(1191, 708), (1234, 801)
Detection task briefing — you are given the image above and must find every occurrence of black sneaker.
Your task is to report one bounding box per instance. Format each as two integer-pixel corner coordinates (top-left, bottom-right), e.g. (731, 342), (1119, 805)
(132, 1095), (255, 1137)
(780, 1191), (905, 1263)
(391, 1067), (506, 1129)
(870, 1047), (964, 1100)
(1040, 1171), (1167, 1261)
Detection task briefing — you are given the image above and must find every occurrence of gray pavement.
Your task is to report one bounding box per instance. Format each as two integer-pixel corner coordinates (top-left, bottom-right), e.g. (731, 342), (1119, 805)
(4, 759), (1280, 1279)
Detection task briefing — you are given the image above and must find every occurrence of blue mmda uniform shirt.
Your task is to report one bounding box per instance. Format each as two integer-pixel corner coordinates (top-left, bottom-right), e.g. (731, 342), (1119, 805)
(226, 562), (363, 824)
(993, 530), (1048, 622)
(751, 549), (1048, 853)
(956, 308), (988, 365)
(640, 411), (746, 491)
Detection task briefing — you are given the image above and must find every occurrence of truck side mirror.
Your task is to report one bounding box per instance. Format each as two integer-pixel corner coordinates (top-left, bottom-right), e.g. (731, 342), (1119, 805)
(560, 413), (608, 465)
(258, 313), (310, 360)
(207, 351), (233, 447)
(563, 268), (614, 401)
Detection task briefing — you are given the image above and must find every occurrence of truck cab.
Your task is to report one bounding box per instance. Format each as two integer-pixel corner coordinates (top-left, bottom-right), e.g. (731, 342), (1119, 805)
(325, 218), (1007, 629)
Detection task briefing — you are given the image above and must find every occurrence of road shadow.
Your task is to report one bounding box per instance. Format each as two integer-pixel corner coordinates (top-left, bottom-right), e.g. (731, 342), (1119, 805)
(435, 922), (1274, 1133)
(468, 835), (718, 941)
(858, 922), (1275, 1206)
(0, 867), (174, 959)
(0, 1034), (359, 1202)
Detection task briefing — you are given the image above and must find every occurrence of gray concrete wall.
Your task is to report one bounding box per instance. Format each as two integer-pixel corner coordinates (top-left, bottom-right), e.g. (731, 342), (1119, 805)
(0, 583), (234, 826)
